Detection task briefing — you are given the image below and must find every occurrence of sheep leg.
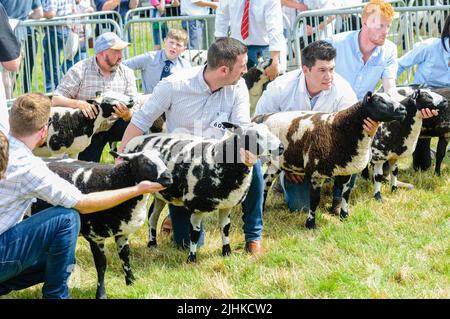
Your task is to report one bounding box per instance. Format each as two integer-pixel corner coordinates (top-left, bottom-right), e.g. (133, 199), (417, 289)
(262, 163), (281, 209)
(413, 138), (432, 171)
(389, 160), (399, 192)
(87, 238), (107, 299)
(147, 197), (166, 248)
(187, 212), (203, 263)
(219, 209), (232, 256)
(435, 137), (448, 176)
(373, 162), (384, 202)
(335, 175), (351, 220)
(115, 235), (135, 286)
(305, 177), (323, 229)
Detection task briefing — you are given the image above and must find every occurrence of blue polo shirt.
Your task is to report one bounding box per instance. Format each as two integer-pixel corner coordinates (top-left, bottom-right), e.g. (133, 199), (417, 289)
(0, 0), (42, 20)
(397, 37), (450, 87)
(327, 31), (398, 100)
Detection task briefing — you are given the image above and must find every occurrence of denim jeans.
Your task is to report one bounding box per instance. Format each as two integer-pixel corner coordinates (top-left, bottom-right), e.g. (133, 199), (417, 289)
(43, 27), (68, 93)
(23, 29), (38, 93)
(78, 119), (129, 162)
(246, 45), (270, 69)
(64, 48), (87, 73)
(182, 19), (205, 50)
(280, 172), (311, 213)
(169, 160), (264, 248)
(0, 207), (80, 299)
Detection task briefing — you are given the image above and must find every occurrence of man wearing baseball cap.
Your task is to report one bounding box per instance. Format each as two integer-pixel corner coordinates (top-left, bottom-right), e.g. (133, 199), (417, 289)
(52, 32), (138, 163)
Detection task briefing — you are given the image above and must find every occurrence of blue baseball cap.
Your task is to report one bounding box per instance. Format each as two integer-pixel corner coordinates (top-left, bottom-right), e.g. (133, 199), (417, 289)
(94, 32), (130, 54)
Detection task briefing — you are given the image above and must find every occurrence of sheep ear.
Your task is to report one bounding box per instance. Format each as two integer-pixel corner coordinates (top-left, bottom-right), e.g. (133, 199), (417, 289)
(221, 122), (240, 132)
(110, 150), (132, 161)
(363, 91), (373, 104)
(412, 89), (420, 99)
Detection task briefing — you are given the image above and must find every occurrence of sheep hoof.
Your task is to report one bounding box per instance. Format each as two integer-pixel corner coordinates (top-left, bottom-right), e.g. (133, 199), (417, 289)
(305, 218), (316, 229)
(125, 274), (135, 286)
(391, 185), (398, 193)
(222, 244), (231, 257)
(339, 210), (348, 220)
(96, 290), (107, 299)
(187, 253), (197, 263)
(374, 192), (383, 202)
(147, 240), (157, 249)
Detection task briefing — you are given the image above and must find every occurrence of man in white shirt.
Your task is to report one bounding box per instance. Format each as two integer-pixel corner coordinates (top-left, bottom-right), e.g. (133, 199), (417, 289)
(214, 0), (285, 80)
(256, 40), (377, 213)
(181, 0), (218, 50)
(118, 37), (265, 255)
(0, 93), (165, 298)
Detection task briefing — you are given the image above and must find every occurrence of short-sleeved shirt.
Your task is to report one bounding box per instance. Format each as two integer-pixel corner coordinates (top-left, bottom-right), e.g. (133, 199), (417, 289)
(0, 0), (42, 20)
(255, 68), (358, 114)
(94, 0), (131, 21)
(327, 31), (398, 100)
(54, 56), (138, 101)
(132, 65), (250, 139)
(42, 0), (74, 17)
(123, 50), (191, 94)
(397, 37), (450, 87)
(0, 135), (83, 236)
(0, 3), (21, 134)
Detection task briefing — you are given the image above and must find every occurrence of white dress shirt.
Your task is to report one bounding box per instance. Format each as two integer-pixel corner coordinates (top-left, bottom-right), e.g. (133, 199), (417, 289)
(181, 0), (210, 16)
(255, 68), (358, 114)
(132, 65), (250, 140)
(0, 135), (83, 236)
(215, 0), (285, 52)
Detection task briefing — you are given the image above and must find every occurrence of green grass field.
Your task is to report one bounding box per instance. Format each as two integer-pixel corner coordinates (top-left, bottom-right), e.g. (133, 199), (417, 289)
(4, 145), (449, 299)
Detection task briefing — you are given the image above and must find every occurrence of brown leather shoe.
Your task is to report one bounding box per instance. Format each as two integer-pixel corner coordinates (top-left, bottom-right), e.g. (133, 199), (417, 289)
(160, 215), (172, 236)
(245, 240), (263, 256)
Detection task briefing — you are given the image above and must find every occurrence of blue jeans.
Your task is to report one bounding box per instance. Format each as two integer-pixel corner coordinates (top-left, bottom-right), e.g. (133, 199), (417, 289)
(182, 19), (205, 49)
(0, 207), (80, 299)
(169, 160), (264, 248)
(43, 27), (68, 93)
(280, 172), (311, 213)
(246, 45), (270, 69)
(64, 47), (87, 73)
(332, 174), (357, 199)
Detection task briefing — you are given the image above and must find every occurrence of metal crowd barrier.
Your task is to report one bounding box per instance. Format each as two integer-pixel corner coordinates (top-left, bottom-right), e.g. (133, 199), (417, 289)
(5, 4), (450, 105)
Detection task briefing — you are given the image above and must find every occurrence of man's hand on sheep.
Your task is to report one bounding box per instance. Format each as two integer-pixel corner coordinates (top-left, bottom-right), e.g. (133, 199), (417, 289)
(77, 100), (98, 119)
(240, 148), (257, 167)
(285, 171), (304, 183)
(136, 181), (167, 193)
(113, 102), (133, 121)
(418, 108), (439, 119)
(264, 60), (279, 81)
(363, 118), (380, 137)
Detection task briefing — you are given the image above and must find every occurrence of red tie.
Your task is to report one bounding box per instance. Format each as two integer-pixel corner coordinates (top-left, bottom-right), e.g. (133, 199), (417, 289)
(241, 0), (250, 40)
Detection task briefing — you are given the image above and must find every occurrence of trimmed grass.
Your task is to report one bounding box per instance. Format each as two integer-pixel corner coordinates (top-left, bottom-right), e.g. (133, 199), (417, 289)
(5, 146), (449, 299)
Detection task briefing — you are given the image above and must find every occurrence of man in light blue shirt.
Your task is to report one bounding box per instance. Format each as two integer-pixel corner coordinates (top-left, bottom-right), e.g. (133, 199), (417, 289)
(123, 28), (192, 94)
(397, 15), (450, 87)
(327, 0), (398, 100)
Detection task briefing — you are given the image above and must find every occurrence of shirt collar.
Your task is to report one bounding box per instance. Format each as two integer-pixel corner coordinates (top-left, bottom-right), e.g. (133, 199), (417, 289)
(8, 134), (33, 154)
(197, 65), (216, 93)
(93, 56), (117, 77)
(298, 69), (332, 97)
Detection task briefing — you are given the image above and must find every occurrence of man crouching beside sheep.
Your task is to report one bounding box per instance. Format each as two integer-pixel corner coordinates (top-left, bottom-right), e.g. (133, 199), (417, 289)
(0, 93), (166, 299)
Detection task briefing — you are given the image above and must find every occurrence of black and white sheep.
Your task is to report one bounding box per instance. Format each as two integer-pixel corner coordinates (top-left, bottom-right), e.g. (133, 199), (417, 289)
(124, 122), (284, 262)
(370, 87), (446, 201)
(31, 150), (172, 299)
(33, 91), (135, 159)
(253, 92), (407, 229)
(242, 59), (272, 116)
(412, 87), (450, 176)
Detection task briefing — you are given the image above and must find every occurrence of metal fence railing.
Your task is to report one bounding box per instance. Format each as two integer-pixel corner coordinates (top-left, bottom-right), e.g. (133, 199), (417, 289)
(4, 5), (450, 105)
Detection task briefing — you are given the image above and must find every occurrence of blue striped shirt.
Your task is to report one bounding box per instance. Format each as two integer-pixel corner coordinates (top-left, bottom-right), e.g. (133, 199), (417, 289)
(0, 136), (82, 236)
(42, 0), (74, 16)
(397, 37), (450, 87)
(132, 65), (250, 139)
